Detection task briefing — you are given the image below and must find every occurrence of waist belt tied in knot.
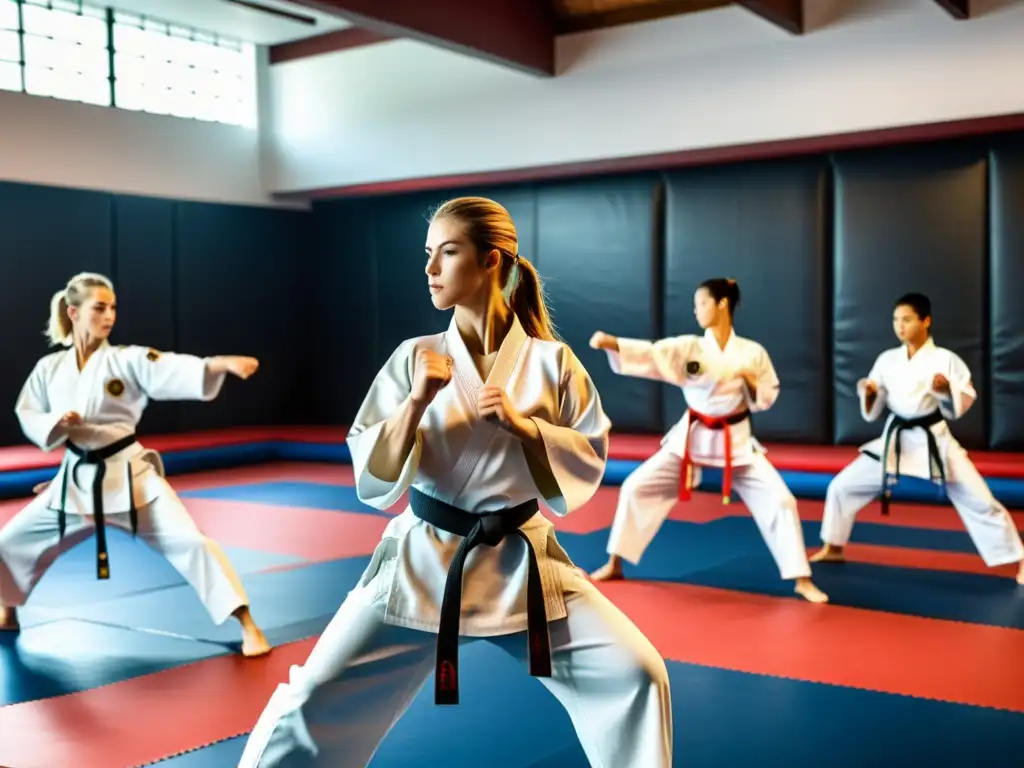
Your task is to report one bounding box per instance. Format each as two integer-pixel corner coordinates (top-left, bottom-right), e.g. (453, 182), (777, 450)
(409, 486), (551, 706)
(679, 408), (751, 505)
(880, 410), (945, 516)
(56, 433), (139, 579)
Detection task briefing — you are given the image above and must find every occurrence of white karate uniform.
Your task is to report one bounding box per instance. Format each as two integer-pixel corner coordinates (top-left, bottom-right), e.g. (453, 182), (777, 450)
(238, 314), (673, 768)
(820, 338), (1024, 567)
(601, 329), (812, 580)
(0, 342), (250, 625)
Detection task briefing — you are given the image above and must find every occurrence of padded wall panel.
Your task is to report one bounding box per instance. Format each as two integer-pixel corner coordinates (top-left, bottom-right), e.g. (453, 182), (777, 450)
(0, 182), (114, 446)
(662, 160), (831, 442)
(832, 143), (988, 448)
(535, 175), (662, 432)
(112, 195), (179, 435)
(173, 202), (308, 431)
(989, 135), (1024, 449)
(308, 198), (379, 424)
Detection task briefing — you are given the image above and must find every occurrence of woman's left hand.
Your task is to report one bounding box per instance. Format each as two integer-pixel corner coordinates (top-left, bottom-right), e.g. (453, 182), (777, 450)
(212, 356), (260, 379)
(478, 385), (531, 436)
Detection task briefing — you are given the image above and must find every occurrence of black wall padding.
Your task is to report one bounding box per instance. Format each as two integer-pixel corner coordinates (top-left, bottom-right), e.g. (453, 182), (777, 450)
(112, 195), (180, 435)
(174, 202), (309, 431)
(308, 198), (380, 425)
(662, 160), (831, 443)
(0, 183), (114, 446)
(831, 143), (989, 448)
(988, 135), (1024, 449)
(535, 175), (663, 432)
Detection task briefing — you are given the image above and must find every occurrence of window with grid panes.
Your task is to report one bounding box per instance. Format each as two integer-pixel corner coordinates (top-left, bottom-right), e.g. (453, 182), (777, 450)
(20, 0), (110, 106)
(112, 10), (252, 126)
(0, 0), (22, 92)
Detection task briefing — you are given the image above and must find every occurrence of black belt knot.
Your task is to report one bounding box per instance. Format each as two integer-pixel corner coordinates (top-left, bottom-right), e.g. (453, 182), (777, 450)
(409, 486), (551, 706)
(56, 433), (139, 580)
(880, 410), (945, 516)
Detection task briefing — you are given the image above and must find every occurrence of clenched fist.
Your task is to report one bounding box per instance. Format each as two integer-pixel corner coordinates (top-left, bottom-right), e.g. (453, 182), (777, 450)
(210, 356), (260, 379)
(58, 411), (83, 429)
(478, 384), (527, 434)
(411, 349), (453, 406)
(589, 331), (615, 351)
(857, 378), (878, 396)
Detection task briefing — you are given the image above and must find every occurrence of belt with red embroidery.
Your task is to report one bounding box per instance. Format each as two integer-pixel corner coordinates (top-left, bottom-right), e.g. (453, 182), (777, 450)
(678, 408), (751, 505)
(409, 486), (550, 706)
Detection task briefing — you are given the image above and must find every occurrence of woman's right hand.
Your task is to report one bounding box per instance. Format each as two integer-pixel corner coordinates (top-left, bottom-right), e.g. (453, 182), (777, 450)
(411, 349), (453, 406)
(857, 378), (878, 396)
(58, 411), (83, 428)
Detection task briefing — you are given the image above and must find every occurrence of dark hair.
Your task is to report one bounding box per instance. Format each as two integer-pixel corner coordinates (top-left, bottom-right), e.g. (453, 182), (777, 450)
(893, 292), (932, 323)
(699, 277), (741, 315)
(430, 196), (558, 341)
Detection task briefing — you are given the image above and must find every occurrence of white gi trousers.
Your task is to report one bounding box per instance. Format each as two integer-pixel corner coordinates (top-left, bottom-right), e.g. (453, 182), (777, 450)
(820, 453), (1024, 567)
(606, 446), (812, 580)
(237, 566), (673, 768)
(0, 489), (250, 625)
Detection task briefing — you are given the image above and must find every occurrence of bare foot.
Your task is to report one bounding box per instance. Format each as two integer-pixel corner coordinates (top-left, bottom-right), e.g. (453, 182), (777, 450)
(589, 556), (624, 582)
(794, 578), (829, 604)
(809, 544), (845, 563)
(234, 606), (271, 657)
(1017, 561), (1023, 586)
(0, 605), (19, 631)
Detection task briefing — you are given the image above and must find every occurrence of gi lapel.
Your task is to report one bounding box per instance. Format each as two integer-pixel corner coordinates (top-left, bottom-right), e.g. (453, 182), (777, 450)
(445, 315), (529, 504)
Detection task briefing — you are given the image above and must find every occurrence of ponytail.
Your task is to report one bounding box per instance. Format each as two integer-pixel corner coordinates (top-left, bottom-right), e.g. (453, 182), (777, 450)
(43, 272), (115, 347)
(509, 257), (559, 342)
(46, 290), (73, 347)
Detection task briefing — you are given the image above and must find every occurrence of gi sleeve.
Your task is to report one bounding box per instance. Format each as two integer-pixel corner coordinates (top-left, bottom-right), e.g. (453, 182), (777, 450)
(530, 346), (612, 517)
(346, 338), (422, 510)
(858, 354), (888, 422)
(122, 346), (226, 401)
(14, 358), (68, 452)
(604, 334), (700, 385)
(742, 344), (781, 413)
(936, 351), (976, 421)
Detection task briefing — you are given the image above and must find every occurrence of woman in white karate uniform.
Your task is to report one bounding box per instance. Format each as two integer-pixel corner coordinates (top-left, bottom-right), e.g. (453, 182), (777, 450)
(812, 293), (1024, 585)
(588, 278), (828, 604)
(0, 271), (271, 656)
(238, 197), (672, 768)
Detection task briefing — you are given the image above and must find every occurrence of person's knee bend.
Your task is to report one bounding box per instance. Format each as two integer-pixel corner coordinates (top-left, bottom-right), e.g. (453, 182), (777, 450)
(619, 638), (670, 695)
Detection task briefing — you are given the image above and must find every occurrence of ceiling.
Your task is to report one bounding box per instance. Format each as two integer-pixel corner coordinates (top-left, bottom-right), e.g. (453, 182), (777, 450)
(100, 0), (352, 45)
(551, 0), (734, 34)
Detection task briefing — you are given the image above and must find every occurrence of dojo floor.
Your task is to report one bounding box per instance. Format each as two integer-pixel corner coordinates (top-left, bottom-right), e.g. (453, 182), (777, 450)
(1, 461), (1022, 767)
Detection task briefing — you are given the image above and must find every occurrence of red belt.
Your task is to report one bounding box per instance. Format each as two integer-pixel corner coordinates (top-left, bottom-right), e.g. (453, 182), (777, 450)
(678, 408), (751, 505)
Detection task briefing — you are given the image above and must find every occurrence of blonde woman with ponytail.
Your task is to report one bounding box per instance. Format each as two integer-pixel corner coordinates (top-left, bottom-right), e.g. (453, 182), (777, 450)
(0, 272), (271, 657)
(239, 197), (672, 768)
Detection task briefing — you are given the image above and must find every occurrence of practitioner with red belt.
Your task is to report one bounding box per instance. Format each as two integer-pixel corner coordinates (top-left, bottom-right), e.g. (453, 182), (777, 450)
(588, 278), (828, 603)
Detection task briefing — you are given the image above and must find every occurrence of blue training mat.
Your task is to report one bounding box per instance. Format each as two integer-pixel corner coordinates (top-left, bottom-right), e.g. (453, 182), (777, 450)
(151, 646), (1024, 768)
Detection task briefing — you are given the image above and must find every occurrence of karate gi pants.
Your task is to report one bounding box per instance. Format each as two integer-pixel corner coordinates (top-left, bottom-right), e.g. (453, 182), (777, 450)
(237, 567), (673, 768)
(820, 453), (1024, 567)
(606, 446), (812, 580)
(0, 489), (250, 625)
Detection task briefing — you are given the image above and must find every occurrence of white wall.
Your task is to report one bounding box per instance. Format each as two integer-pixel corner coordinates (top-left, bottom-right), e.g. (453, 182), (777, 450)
(265, 0), (1024, 194)
(0, 48), (301, 208)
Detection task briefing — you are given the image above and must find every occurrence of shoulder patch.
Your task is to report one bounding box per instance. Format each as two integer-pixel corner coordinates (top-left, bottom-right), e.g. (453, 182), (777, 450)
(146, 348), (161, 362)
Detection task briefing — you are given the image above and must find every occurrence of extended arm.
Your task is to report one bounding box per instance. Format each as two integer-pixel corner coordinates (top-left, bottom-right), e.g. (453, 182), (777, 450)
(591, 330), (697, 386)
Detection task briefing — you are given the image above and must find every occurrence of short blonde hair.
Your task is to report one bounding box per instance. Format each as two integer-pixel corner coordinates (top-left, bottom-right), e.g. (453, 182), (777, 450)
(46, 272), (114, 347)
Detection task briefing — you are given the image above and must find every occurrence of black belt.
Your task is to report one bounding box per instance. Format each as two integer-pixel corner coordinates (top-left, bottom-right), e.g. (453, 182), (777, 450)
(55, 433), (139, 579)
(409, 486), (551, 706)
(877, 411), (945, 516)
